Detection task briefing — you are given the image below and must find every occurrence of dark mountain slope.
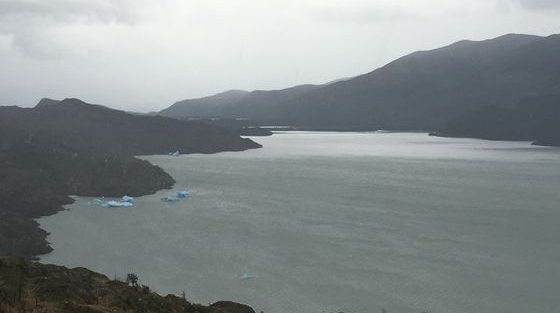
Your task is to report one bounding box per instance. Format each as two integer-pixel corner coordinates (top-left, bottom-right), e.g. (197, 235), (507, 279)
(0, 99), (260, 258)
(160, 84), (322, 120)
(160, 34), (560, 133)
(13, 98), (261, 155)
(275, 34), (560, 130)
(436, 95), (560, 145)
(160, 90), (251, 119)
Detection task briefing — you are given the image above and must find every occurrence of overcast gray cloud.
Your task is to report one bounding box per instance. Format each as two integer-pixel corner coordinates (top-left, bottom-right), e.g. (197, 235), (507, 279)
(496, 0), (560, 13)
(309, 2), (425, 24)
(517, 0), (560, 10)
(0, 0), (136, 21)
(0, 0), (140, 57)
(0, 0), (559, 112)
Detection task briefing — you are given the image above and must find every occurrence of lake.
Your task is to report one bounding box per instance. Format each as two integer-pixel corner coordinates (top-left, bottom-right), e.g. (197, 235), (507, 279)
(39, 132), (560, 313)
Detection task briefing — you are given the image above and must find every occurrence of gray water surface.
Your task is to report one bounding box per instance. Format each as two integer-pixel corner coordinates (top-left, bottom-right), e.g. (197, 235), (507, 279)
(39, 132), (560, 313)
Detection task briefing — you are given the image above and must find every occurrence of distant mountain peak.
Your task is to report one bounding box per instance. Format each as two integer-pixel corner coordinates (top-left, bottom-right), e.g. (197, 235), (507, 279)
(36, 97), (90, 108)
(35, 98), (60, 108)
(60, 98), (88, 105)
(35, 98), (117, 113)
(495, 33), (542, 40)
(439, 33), (542, 52)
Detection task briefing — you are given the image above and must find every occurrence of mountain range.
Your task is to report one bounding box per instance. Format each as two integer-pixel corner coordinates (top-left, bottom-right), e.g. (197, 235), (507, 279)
(160, 33), (560, 142)
(160, 84), (322, 122)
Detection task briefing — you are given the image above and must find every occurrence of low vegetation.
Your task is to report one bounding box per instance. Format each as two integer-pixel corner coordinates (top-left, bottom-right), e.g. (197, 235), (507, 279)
(0, 256), (256, 313)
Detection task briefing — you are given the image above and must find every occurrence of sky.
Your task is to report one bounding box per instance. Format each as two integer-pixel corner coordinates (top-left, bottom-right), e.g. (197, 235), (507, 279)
(0, 0), (559, 112)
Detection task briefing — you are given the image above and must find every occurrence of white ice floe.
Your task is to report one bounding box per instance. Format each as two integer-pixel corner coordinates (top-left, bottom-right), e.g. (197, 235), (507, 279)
(104, 200), (134, 208)
(239, 274), (256, 281)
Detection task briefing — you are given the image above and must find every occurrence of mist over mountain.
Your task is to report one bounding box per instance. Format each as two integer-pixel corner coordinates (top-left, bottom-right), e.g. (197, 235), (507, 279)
(161, 33), (560, 135)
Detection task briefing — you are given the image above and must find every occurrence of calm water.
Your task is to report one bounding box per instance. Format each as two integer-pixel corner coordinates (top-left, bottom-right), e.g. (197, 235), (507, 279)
(40, 132), (560, 313)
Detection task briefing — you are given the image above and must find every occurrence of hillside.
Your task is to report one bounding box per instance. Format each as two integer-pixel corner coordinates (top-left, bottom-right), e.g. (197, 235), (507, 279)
(0, 256), (255, 313)
(435, 95), (560, 145)
(0, 99), (261, 258)
(160, 84), (321, 122)
(160, 33), (560, 133)
(277, 33), (560, 130)
(18, 98), (261, 155)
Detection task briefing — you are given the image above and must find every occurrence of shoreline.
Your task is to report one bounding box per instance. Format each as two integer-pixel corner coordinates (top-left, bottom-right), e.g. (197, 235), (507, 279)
(33, 153), (261, 312)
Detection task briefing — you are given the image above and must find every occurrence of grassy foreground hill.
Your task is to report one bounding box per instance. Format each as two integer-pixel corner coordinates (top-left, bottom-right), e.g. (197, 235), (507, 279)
(0, 256), (256, 313)
(0, 98), (260, 258)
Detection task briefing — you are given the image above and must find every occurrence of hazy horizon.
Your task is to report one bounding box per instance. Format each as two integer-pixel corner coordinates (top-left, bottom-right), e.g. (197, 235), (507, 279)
(1, 0), (560, 112)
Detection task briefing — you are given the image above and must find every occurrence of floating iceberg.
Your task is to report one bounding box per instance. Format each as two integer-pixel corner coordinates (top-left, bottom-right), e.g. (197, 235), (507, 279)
(104, 200), (134, 208)
(94, 198), (105, 204)
(94, 197), (133, 208)
(239, 274), (256, 281)
(169, 150), (180, 156)
(161, 196), (180, 203)
(177, 190), (189, 198)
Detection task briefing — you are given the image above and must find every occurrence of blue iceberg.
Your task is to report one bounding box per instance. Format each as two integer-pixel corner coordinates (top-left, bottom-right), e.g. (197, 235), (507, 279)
(177, 190), (189, 198)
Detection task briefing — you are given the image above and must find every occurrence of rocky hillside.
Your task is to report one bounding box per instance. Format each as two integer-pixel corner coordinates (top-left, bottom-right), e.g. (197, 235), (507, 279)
(0, 256), (256, 313)
(0, 99), (261, 258)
